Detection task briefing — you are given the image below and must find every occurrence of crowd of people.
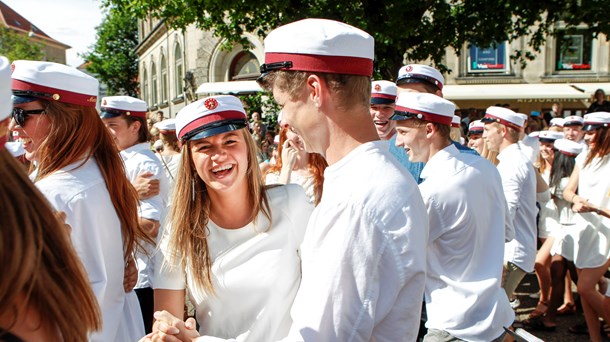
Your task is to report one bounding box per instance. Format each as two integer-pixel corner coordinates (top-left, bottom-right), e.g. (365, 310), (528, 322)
(1, 17), (610, 342)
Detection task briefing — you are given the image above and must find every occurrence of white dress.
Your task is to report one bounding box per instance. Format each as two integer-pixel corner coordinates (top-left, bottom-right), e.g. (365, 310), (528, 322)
(33, 158), (145, 341)
(539, 174), (573, 238)
(553, 153), (610, 268)
(155, 185), (313, 341)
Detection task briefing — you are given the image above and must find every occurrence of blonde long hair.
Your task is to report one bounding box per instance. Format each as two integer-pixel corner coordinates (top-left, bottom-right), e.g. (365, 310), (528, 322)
(32, 100), (149, 259)
(168, 128), (272, 293)
(0, 150), (101, 341)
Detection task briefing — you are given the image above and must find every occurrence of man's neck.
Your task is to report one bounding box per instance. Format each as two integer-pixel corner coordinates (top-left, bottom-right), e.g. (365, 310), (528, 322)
(324, 108), (380, 165)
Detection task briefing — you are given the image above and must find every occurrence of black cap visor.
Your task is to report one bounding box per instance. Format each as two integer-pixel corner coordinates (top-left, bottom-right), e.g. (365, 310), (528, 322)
(183, 119), (248, 141)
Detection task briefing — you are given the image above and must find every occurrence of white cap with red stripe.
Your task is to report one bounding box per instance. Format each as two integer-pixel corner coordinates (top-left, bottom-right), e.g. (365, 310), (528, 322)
(11, 60), (98, 108)
(481, 106), (525, 130)
(390, 92), (455, 125)
(371, 80), (397, 104)
(563, 115), (584, 126)
(260, 18), (374, 77)
(468, 120), (484, 134)
(0, 56), (10, 148)
(100, 96), (148, 119)
(175, 95), (248, 141)
(154, 119), (176, 134)
(550, 117), (565, 127)
(396, 64), (444, 91)
(451, 115), (461, 128)
(538, 130), (564, 142)
(583, 112), (610, 131)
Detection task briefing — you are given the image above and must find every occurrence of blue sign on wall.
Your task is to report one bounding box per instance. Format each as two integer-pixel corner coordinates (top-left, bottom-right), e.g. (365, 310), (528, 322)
(469, 43), (506, 72)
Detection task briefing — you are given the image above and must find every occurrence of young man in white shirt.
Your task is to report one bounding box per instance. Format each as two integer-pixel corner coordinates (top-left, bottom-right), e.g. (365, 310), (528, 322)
(257, 19), (429, 341)
(369, 80), (397, 140)
(101, 96), (169, 333)
(482, 106), (537, 308)
(392, 92), (514, 342)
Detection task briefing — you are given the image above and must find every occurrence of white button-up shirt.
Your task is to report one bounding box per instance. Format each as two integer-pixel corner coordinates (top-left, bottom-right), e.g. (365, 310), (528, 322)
(497, 143), (538, 272)
(419, 144), (514, 342)
(283, 141), (429, 342)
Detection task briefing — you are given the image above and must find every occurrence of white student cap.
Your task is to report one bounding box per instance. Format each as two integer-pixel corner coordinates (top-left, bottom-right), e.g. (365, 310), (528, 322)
(11, 60), (98, 107)
(538, 130), (564, 143)
(451, 115), (461, 128)
(0, 56), (11, 148)
(563, 115), (584, 127)
(550, 117), (565, 127)
(583, 112), (610, 131)
(100, 96), (148, 119)
(554, 138), (583, 156)
(468, 120), (484, 135)
(260, 18), (374, 77)
(5, 141), (25, 157)
(175, 95), (247, 142)
(396, 64), (444, 91)
(481, 106), (525, 130)
(154, 118), (177, 134)
(390, 92), (455, 125)
(371, 80), (397, 105)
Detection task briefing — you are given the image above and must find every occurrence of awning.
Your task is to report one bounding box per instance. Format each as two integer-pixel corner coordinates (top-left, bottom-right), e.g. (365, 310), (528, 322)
(196, 80), (262, 95)
(443, 83), (590, 101)
(568, 83), (610, 96)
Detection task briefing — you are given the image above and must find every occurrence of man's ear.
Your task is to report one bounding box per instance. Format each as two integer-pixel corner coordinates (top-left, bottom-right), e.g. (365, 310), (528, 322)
(425, 122), (435, 136)
(306, 74), (323, 108)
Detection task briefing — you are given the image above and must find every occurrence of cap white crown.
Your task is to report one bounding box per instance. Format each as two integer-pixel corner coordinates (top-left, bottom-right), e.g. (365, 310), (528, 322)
(554, 138), (583, 155)
(12, 60), (98, 97)
(484, 106), (525, 128)
(584, 112), (610, 125)
(101, 96), (147, 112)
(469, 120), (484, 131)
(396, 64), (445, 89)
(371, 80), (397, 97)
(563, 115), (584, 125)
(550, 118), (565, 127)
(154, 118), (176, 132)
(538, 130), (564, 141)
(395, 92), (455, 123)
(175, 95), (247, 140)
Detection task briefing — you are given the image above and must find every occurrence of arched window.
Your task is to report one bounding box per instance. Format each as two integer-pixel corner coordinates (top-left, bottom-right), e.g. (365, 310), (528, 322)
(175, 43), (184, 96)
(229, 51), (259, 80)
(151, 61), (158, 106)
(142, 67), (148, 105)
(160, 54), (168, 103)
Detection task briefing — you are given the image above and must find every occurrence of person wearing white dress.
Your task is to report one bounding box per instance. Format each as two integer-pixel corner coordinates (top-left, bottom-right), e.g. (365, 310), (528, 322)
(8, 60), (148, 341)
(144, 95), (314, 342)
(561, 112), (610, 342)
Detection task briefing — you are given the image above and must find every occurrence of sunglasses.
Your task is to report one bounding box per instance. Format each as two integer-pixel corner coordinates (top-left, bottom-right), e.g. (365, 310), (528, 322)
(11, 107), (45, 127)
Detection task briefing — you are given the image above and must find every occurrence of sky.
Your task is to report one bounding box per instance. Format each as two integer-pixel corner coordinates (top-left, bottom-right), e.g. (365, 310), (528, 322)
(3, 0), (105, 67)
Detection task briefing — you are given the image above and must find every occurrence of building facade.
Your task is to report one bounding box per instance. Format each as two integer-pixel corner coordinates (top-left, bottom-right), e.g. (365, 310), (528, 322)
(136, 18), (610, 120)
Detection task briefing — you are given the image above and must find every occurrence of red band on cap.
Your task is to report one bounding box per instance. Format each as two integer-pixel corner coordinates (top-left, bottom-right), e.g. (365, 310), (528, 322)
(12, 79), (98, 108)
(102, 107), (147, 118)
(371, 93), (396, 100)
(0, 118), (8, 149)
(265, 52), (373, 77)
(395, 105), (453, 125)
(178, 110), (247, 140)
(483, 114), (521, 130)
(158, 129), (175, 135)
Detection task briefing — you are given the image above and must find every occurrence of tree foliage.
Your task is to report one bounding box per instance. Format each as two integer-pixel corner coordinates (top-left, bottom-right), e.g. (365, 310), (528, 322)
(0, 27), (44, 62)
(81, 6), (139, 96)
(104, 0), (610, 80)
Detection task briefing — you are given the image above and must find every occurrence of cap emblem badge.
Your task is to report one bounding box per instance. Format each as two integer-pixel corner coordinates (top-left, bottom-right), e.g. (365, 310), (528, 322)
(205, 98), (219, 110)
(405, 65), (413, 72)
(374, 84), (381, 91)
(52, 94), (61, 101)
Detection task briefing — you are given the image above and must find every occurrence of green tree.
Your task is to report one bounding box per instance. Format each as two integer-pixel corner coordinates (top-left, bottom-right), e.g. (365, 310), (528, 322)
(0, 27), (44, 61)
(104, 0), (610, 79)
(81, 6), (139, 96)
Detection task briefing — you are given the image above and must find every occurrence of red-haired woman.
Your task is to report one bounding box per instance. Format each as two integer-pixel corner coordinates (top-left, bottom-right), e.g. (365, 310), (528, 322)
(264, 126), (327, 205)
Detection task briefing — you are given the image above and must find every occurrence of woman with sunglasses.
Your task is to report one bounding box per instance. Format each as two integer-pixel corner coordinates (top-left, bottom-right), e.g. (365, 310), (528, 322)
(0, 56), (102, 342)
(142, 95), (313, 342)
(8, 60), (150, 341)
(560, 112), (610, 342)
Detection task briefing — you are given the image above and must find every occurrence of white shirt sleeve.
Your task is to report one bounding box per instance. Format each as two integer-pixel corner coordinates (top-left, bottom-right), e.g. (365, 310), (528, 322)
(281, 203), (427, 342)
(136, 159), (167, 221)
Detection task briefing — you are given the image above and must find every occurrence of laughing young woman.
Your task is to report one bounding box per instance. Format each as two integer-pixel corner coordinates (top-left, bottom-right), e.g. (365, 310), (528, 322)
(146, 95), (313, 342)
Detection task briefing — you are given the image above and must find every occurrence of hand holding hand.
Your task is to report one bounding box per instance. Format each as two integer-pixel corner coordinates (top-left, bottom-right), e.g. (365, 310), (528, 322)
(151, 311), (199, 342)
